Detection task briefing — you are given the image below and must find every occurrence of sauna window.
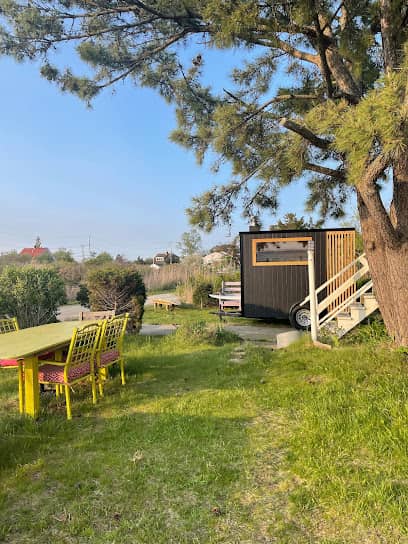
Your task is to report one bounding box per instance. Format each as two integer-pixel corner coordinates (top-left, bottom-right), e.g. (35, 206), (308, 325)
(252, 238), (311, 266)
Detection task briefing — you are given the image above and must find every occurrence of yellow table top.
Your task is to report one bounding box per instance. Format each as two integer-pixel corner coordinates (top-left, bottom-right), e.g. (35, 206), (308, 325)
(0, 321), (92, 359)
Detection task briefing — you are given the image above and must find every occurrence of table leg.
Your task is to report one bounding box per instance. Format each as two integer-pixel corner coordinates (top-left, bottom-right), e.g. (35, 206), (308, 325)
(24, 356), (40, 418)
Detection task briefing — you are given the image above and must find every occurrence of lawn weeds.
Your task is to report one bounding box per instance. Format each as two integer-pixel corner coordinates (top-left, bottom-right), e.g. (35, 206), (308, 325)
(0, 310), (407, 543)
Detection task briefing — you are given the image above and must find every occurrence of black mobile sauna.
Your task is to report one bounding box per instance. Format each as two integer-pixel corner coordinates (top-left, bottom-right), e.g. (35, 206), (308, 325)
(239, 228), (356, 328)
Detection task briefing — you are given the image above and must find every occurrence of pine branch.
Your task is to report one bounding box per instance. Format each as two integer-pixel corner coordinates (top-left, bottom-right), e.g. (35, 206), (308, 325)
(279, 118), (331, 150)
(380, 0), (399, 72)
(304, 162), (345, 180)
(228, 94), (322, 133)
(96, 30), (188, 90)
(273, 38), (321, 66)
(311, 4), (334, 98)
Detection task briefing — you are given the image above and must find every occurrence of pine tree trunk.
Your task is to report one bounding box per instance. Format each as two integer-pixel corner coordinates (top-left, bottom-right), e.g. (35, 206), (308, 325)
(357, 166), (408, 346)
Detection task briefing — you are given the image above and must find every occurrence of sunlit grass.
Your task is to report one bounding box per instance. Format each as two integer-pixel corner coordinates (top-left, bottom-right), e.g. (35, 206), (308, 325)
(0, 323), (408, 542)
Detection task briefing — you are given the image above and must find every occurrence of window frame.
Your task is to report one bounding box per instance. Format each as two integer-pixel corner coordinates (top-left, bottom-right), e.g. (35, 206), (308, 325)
(251, 237), (312, 267)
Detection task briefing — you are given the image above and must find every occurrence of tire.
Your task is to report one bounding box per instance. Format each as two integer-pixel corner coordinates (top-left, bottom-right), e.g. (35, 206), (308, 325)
(289, 304), (311, 330)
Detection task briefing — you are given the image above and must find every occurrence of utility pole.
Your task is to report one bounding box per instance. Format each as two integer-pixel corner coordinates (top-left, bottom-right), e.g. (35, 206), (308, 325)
(168, 241), (174, 264)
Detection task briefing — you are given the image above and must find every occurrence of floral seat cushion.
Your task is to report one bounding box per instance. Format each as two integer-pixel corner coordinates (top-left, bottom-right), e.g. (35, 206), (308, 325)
(38, 362), (91, 384)
(100, 349), (120, 367)
(0, 359), (19, 367)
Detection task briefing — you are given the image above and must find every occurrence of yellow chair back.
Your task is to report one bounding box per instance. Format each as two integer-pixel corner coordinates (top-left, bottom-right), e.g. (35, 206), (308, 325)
(100, 314), (129, 354)
(0, 317), (19, 334)
(65, 323), (101, 379)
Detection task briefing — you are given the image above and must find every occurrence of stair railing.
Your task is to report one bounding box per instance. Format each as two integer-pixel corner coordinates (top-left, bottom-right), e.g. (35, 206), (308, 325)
(299, 253), (372, 329)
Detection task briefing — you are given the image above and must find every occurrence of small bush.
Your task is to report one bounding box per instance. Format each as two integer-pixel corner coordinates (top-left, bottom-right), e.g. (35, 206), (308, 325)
(76, 283), (90, 307)
(192, 281), (214, 308)
(343, 313), (390, 345)
(174, 321), (240, 346)
(0, 266), (66, 328)
(86, 265), (146, 332)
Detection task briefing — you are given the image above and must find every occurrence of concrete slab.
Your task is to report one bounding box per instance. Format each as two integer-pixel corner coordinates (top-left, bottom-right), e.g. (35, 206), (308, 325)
(225, 323), (293, 346)
(276, 330), (305, 349)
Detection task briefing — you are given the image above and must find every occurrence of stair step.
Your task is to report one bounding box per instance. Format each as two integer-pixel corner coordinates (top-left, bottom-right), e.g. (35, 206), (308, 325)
(362, 293), (378, 312)
(336, 312), (351, 319)
(336, 311), (356, 322)
(336, 314), (358, 337)
(350, 303), (367, 321)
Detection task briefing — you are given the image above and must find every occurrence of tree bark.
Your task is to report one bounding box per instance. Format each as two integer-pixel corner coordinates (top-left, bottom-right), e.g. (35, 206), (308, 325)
(358, 184), (408, 346)
(390, 154), (408, 236)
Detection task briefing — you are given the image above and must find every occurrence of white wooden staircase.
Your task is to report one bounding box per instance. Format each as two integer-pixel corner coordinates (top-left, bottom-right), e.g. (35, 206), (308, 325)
(299, 253), (379, 337)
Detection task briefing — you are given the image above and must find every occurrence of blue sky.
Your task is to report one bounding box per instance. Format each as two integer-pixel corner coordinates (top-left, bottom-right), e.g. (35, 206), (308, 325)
(0, 46), (350, 260)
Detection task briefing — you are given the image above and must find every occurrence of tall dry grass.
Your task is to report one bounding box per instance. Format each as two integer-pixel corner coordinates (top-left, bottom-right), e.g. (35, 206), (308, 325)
(136, 263), (240, 298)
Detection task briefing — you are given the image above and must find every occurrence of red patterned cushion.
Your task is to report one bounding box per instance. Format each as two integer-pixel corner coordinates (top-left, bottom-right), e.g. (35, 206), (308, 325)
(100, 349), (120, 367)
(38, 362), (91, 384)
(0, 359), (19, 367)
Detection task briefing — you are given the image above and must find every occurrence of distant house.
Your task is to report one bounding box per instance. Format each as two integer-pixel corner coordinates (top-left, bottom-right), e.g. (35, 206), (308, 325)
(152, 252), (180, 266)
(20, 247), (50, 259)
(203, 251), (229, 266)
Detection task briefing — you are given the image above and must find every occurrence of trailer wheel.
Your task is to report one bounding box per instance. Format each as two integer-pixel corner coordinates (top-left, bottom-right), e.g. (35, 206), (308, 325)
(289, 304), (311, 330)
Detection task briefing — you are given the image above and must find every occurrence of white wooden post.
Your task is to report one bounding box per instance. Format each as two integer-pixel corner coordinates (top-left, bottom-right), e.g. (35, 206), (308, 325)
(307, 241), (318, 342)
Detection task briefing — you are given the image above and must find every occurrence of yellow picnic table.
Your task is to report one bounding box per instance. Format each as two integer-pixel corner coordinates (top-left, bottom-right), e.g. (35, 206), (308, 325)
(0, 321), (94, 419)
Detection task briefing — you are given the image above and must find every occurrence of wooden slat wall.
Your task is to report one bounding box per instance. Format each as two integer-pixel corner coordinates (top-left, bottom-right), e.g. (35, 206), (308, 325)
(326, 230), (356, 311)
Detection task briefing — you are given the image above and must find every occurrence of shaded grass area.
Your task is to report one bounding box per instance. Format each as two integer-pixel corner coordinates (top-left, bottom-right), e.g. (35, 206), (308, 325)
(143, 304), (284, 328)
(1, 331), (408, 542)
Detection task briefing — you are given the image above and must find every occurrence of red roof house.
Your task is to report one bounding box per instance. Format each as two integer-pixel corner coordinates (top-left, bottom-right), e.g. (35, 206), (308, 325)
(20, 247), (50, 258)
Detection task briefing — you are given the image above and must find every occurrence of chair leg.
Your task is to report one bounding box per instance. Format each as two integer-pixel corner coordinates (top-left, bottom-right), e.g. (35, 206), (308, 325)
(120, 359), (126, 386)
(18, 363), (24, 414)
(64, 385), (72, 420)
(98, 371), (104, 398)
(91, 374), (97, 405)
(55, 384), (60, 398)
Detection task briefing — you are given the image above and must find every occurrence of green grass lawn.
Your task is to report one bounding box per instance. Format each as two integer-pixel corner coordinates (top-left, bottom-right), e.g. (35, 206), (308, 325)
(143, 304), (278, 328)
(1, 316), (408, 543)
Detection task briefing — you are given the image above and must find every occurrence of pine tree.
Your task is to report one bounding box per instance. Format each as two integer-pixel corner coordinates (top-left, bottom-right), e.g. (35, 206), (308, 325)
(270, 213), (323, 230)
(0, 1), (407, 343)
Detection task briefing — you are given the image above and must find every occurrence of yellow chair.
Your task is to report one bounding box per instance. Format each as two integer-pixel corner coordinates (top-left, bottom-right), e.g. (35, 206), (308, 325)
(96, 314), (129, 397)
(0, 317), (25, 413)
(38, 323), (101, 420)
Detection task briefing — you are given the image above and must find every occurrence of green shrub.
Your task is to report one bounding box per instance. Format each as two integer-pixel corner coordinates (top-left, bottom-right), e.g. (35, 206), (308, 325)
(343, 313), (390, 345)
(0, 266), (66, 328)
(76, 284), (90, 307)
(192, 281), (214, 308)
(174, 321), (240, 346)
(86, 265), (146, 332)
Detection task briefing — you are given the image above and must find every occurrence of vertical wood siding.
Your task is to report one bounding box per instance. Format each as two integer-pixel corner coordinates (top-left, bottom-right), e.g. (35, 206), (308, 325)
(325, 230), (356, 311)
